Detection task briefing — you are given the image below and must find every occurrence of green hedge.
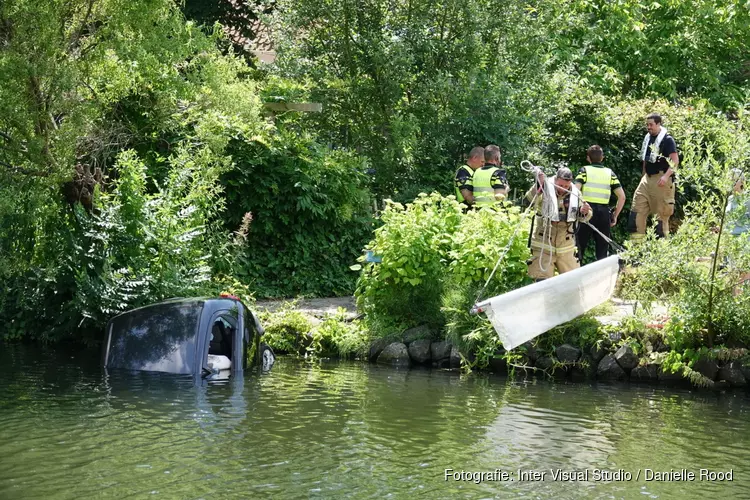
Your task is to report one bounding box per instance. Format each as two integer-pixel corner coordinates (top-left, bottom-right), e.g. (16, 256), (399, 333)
(222, 130), (374, 298)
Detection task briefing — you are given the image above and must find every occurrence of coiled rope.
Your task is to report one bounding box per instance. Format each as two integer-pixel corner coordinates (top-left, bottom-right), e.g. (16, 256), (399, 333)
(472, 160), (625, 311)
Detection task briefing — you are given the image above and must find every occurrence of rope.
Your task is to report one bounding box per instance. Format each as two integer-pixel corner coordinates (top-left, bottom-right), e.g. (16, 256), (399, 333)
(581, 220), (627, 253)
(472, 189), (540, 308)
(471, 161), (626, 311)
(521, 161), (554, 274)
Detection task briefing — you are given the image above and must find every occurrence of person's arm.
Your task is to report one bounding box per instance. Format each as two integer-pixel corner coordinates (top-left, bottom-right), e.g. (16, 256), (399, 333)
(578, 200), (592, 222)
(658, 154), (678, 187)
(461, 189), (474, 205)
(612, 187), (626, 226)
(492, 169), (509, 200)
(455, 168), (474, 205)
(500, 169), (510, 196)
(527, 170), (547, 202)
(658, 139), (679, 187)
(525, 185), (537, 203)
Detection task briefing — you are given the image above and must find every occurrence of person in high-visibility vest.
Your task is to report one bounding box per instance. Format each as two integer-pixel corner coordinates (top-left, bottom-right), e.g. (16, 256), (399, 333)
(574, 145), (626, 263)
(454, 146), (485, 207)
(472, 145), (509, 207)
(526, 167), (592, 280)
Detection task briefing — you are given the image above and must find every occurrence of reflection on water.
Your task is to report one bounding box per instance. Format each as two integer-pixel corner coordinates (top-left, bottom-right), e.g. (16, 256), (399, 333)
(0, 343), (747, 499)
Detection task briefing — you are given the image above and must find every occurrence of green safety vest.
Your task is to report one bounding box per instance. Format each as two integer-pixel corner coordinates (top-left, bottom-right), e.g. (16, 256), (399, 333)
(454, 165), (474, 203)
(581, 165), (612, 205)
(473, 166), (500, 207)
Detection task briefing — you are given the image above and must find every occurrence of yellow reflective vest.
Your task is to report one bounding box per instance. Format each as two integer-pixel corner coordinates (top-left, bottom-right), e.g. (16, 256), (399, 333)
(581, 165), (612, 205)
(454, 165), (474, 203)
(473, 166), (501, 207)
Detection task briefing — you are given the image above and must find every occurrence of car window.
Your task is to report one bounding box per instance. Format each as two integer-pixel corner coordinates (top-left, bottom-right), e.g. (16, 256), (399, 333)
(209, 311), (237, 361)
(106, 302), (203, 374)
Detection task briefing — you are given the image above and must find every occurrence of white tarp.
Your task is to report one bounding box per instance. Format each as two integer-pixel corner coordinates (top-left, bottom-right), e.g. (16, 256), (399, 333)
(475, 255), (620, 351)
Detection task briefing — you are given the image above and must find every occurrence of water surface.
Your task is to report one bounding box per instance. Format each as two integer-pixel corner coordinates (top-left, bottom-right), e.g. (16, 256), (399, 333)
(0, 344), (747, 499)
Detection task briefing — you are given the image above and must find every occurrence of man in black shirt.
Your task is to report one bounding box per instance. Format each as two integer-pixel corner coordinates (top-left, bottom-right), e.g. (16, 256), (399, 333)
(630, 113), (679, 243)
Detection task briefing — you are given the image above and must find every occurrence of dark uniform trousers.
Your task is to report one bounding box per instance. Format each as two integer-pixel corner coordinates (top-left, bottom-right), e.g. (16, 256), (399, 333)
(577, 203), (610, 262)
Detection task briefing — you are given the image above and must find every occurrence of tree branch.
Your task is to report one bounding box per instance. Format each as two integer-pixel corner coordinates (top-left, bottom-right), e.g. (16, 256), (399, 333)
(67, 0), (96, 54)
(0, 159), (48, 177)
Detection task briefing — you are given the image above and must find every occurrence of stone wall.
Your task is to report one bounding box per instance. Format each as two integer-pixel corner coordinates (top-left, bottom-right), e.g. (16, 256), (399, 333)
(368, 325), (750, 390)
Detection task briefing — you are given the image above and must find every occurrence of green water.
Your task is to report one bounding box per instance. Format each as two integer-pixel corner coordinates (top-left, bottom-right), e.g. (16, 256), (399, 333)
(0, 344), (747, 499)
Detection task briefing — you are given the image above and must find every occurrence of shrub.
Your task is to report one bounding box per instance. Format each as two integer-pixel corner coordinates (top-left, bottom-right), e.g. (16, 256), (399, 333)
(622, 202), (750, 350)
(223, 130), (374, 298)
(0, 147), (229, 343)
(354, 193), (463, 338)
(533, 315), (606, 357)
(257, 301), (314, 355)
(442, 204), (532, 355)
(355, 193), (533, 349)
(309, 308), (369, 359)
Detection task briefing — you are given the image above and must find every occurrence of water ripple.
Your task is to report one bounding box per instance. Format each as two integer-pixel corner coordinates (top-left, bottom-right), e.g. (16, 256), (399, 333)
(1, 346), (749, 499)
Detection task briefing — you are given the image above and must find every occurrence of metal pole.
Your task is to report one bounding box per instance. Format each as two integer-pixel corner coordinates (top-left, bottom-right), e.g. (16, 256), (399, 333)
(706, 192), (729, 347)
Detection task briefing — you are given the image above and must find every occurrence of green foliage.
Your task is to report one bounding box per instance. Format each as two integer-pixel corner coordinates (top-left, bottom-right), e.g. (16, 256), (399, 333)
(355, 193), (464, 337)
(5, 0), (750, 349)
(552, 0), (750, 108)
(533, 315), (607, 356)
(222, 129), (374, 298)
(0, 0), (266, 342)
(442, 204), (532, 353)
(257, 301), (313, 355)
(355, 194), (532, 369)
(309, 308), (369, 359)
(269, 0), (546, 199)
(660, 350), (687, 376)
(0, 146), (231, 343)
(269, 0), (750, 203)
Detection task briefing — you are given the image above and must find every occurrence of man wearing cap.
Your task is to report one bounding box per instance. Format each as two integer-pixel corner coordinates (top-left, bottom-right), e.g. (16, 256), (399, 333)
(526, 167), (592, 280)
(630, 113), (679, 243)
(454, 146), (485, 207)
(575, 145), (627, 262)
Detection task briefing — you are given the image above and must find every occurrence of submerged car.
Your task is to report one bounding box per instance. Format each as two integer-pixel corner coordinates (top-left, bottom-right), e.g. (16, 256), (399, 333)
(102, 295), (275, 379)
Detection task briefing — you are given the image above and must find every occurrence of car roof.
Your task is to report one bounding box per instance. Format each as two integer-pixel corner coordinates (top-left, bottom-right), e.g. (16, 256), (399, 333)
(107, 296), (244, 323)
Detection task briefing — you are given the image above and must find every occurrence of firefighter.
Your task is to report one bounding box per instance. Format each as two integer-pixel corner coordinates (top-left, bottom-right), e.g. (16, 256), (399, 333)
(526, 167), (592, 280)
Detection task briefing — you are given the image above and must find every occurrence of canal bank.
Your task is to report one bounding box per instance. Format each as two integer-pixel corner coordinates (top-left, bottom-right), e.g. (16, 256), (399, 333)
(256, 296), (750, 391)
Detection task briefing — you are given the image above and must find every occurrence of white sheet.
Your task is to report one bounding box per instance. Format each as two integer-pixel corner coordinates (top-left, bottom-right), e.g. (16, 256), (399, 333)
(475, 255), (620, 351)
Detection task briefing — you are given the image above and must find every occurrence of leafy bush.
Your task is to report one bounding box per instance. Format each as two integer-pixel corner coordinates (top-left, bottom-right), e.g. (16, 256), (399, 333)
(533, 315), (607, 357)
(442, 204), (532, 356)
(309, 308), (369, 359)
(355, 193), (533, 350)
(354, 193), (463, 338)
(0, 146), (232, 343)
(222, 130), (374, 298)
(257, 301), (314, 355)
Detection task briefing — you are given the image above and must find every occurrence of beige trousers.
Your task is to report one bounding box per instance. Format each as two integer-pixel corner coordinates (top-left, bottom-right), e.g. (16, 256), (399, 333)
(632, 174), (675, 240)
